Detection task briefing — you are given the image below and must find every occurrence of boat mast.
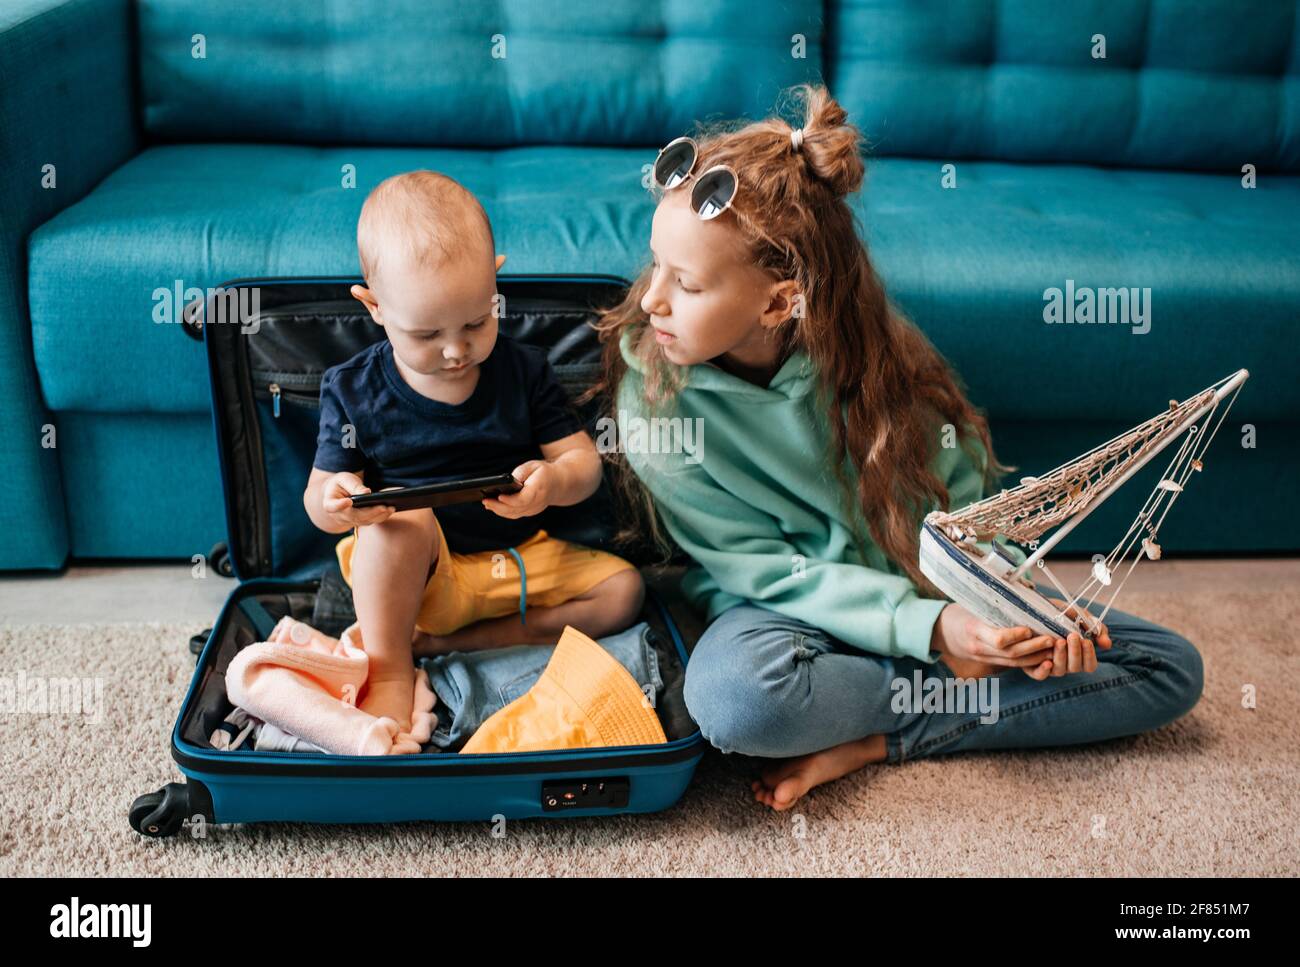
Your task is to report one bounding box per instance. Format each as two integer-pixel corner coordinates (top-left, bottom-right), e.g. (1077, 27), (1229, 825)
(1010, 368), (1248, 581)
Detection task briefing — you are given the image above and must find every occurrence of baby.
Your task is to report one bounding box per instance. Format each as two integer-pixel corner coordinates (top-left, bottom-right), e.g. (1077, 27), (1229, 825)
(304, 170), (644, 733)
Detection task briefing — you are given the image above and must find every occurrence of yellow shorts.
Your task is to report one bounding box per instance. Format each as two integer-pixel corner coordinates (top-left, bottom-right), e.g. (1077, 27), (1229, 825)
(335, 515), (636, 637)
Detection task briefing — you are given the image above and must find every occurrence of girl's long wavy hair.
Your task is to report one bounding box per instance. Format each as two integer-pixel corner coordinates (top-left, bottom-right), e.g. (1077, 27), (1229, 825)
(583, 84), (1012, 596)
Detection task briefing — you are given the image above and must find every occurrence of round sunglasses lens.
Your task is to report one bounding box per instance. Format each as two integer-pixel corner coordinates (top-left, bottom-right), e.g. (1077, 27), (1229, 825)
(654, 140), (696, 189)
(691, 168), (737, 219)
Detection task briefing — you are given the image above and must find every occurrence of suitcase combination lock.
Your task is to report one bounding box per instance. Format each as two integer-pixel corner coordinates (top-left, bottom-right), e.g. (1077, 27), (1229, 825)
(541, 777), (630, 811)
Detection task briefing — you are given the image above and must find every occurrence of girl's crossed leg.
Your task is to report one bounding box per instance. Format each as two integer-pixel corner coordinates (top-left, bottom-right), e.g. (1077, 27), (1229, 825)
(682, 600), (1204, 810)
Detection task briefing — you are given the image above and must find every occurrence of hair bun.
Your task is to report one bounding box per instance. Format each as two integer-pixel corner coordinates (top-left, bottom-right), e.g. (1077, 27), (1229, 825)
(788, 84), (864, 198)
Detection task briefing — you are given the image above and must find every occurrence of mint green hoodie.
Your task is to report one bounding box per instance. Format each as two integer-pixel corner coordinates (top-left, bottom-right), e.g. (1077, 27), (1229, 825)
(615, 328), (1024, 663)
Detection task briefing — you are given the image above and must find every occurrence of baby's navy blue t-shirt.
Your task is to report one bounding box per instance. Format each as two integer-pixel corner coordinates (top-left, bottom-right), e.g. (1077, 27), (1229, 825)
(313, 334), (582, 553)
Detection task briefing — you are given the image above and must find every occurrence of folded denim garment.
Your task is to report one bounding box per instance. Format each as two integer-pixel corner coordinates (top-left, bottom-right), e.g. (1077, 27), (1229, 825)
(420, 621), (664, 752)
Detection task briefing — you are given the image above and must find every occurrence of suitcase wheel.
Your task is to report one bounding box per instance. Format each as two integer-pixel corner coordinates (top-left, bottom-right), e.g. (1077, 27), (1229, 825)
(130, 782), (192, 838)
(189, 628), (213, 659)
(208, 541), (235, 578)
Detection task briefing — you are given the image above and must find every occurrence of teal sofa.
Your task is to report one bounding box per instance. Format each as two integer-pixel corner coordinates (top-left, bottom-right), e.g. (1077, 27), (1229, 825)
(4, 0), (1298, 570)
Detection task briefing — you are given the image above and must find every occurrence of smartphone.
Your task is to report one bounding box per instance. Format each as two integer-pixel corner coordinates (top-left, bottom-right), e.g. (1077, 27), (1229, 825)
(349, 473), (522, 511)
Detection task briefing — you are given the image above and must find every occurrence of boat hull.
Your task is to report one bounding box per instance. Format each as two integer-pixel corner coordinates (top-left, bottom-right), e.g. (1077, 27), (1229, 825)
(919, 520), (1086, 641)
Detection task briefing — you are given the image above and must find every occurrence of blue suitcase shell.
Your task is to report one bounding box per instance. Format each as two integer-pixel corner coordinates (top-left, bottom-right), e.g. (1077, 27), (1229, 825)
(131, 276), (706, 837)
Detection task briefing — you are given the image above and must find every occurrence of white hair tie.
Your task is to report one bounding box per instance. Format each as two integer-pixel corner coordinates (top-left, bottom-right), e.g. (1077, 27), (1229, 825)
(790, 127), (805, 151)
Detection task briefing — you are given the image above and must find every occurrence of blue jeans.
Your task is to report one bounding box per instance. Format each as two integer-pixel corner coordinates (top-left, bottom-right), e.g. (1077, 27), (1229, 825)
(682, 593), (1204, 762)
(419, 621), (663, 751)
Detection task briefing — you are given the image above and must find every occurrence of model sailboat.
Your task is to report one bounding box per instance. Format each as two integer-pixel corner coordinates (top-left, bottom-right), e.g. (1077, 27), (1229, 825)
(920, 369), (1249, 640)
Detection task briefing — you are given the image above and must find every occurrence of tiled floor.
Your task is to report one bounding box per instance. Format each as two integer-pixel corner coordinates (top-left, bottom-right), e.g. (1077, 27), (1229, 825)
(0, 557), (1295, 628)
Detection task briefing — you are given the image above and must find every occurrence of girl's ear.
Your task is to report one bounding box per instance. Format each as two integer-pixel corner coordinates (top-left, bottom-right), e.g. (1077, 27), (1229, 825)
(495, 253), (508, 272)
(760, 279), (803, 330)
(350, 284), (384, 326)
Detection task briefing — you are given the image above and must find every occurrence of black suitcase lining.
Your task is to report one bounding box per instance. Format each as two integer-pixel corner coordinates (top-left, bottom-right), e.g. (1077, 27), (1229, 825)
(204, 276), (666, 580)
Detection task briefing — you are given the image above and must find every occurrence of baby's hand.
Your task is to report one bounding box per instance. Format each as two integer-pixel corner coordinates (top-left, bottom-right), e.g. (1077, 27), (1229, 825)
(322, 471), (395, 528)
(482, 461), (552, 519)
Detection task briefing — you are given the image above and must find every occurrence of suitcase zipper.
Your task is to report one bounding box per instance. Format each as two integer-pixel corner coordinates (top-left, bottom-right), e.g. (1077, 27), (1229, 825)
(172, 742), (704, 777)
(261, 380), (319, 418)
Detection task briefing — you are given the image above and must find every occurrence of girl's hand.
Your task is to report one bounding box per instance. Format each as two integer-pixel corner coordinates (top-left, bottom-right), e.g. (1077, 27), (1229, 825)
(1042, 630), (1099, 678)
(931, 603), (1058, 680)
(1040, 596), (1113, 679)
(482, 461), (552, 519)
(1043, 596), (1113, 652)
(322, 472), (395, 528)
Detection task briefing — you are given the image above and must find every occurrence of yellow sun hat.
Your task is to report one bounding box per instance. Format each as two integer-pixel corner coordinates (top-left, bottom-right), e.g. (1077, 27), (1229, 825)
(461, 625), (668, 754)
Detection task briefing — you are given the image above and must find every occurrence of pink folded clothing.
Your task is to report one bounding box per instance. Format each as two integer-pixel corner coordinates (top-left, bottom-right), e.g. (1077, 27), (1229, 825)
(225, 616), (437, 756)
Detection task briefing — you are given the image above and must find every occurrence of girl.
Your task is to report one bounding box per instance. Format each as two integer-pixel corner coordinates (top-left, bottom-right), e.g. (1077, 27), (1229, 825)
(588, 85), (1204, 812)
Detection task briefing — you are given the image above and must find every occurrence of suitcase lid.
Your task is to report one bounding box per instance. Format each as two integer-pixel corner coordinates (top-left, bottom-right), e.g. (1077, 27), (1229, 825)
(193, 275), (632, 580)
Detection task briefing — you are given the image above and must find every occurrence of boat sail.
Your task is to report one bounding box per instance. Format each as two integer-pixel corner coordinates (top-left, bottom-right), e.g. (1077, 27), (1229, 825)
(919, 369), (1249, 640)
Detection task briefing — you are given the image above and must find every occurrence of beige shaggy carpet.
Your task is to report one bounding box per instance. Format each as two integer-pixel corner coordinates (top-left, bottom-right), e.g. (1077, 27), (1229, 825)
(1, 586), (1295, 877)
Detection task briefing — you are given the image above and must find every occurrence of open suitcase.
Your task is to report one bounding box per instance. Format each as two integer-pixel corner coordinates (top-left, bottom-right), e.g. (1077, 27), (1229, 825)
(129, 276), (706, 838)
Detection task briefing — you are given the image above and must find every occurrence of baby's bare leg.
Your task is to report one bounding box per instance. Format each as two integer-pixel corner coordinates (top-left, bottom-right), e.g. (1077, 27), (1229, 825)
(413, 567), (645, 654)
(349, 509), (440, 728)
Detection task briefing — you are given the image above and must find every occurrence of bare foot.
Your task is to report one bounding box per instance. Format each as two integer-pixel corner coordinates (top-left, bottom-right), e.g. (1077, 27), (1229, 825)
(358, 669), (416, 730)
(750, 734), (888, 811)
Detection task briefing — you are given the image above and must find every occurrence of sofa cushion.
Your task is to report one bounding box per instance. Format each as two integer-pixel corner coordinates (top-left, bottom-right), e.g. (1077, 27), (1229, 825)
(137, 0), (822, 145)
(55, 411), (225, 559)
(30, 144), (1300, 422)
(829, 0), (1300, 171)
(853, 159), (1300, 423)
(30, 143), (661, 414)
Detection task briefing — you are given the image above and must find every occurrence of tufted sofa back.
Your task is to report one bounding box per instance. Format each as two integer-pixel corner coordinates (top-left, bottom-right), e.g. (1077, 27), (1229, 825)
(137, 0), (1299, 170)
(137, 0), (823, 146)
(827, 0), (1300, 171)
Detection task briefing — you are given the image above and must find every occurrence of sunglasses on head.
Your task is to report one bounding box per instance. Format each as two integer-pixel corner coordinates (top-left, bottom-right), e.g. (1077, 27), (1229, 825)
(652, 136), (739, 220)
